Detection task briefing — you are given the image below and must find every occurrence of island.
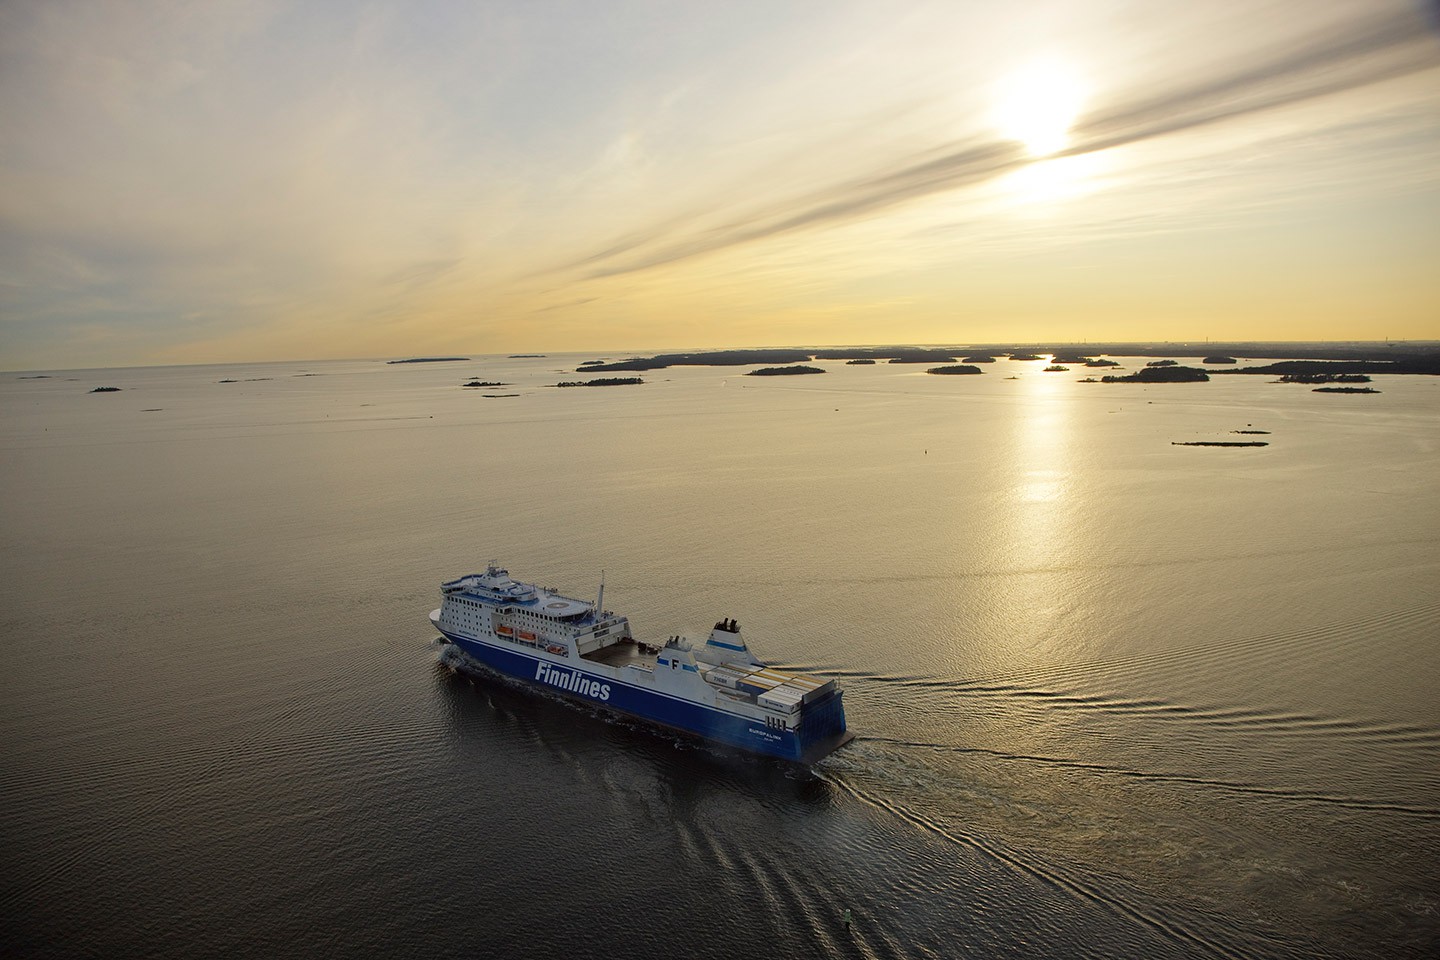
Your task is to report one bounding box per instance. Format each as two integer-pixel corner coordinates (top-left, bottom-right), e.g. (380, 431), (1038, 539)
(554, 377), (645, 387)
(1051, 353), (1091, 364)
(387, 357), (469, 364)
(926, 364), (983, 376)
(845, 358), (876, 365)
(1044, 365), (1069, 372)
(1203, 356), (1238, 364)
(580, 349), (814, 372)
(1147, 359), (1179, 367)
(1101, 366), (1210, 383)
(1313, 386), (1379, 394)
(88, 386), (122, 393)
(1009, 353), (1042, 361)
(746, 365), (825, 376)
(884, 351), (957, 364)
(962, 355), (996, 363)
(463, 380), (509, 387)
(1209, 358), (1438, 377)
(1085, 358), (1121, 367)
(509, 354), (546, 358)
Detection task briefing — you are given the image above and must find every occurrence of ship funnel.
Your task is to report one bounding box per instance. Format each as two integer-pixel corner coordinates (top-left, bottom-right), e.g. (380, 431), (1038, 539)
(696, 618), (761, 667)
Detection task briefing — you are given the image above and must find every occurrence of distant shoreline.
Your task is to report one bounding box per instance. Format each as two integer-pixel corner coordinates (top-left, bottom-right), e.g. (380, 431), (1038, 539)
(570, 343), (1440, 376)
(8, 342), (1438, 377)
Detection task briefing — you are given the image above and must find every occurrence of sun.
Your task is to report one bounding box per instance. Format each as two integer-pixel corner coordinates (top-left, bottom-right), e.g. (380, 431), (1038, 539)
(992, 58), (1086, 157)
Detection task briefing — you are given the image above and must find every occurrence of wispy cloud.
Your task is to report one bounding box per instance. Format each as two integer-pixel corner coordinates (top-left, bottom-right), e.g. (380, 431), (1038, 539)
(572, 4), (1440, 280)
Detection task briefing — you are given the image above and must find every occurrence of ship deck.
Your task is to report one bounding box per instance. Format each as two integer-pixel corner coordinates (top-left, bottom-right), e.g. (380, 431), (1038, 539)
(581, 641), (656, 670)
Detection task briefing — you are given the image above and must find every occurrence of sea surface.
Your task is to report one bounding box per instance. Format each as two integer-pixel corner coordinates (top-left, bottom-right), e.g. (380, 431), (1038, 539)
(2, 354), (1437, 959)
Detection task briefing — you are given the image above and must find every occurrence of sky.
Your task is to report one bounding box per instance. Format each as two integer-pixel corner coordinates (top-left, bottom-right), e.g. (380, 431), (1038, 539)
(1, 0), (1438, 368)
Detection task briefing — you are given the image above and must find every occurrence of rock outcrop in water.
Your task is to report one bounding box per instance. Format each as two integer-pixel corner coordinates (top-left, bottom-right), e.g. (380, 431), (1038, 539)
(554, 377), (645, 387)
(1279, 373), (1371, 384)
(1172, 440), (1268, 447)
(926, 365), (983, 376)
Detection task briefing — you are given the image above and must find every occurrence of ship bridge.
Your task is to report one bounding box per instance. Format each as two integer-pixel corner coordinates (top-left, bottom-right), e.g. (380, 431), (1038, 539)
(443, 566), (597, 621)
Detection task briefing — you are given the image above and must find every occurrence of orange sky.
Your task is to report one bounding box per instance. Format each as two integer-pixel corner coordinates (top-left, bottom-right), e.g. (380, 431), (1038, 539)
(2, 0), (1438, 369)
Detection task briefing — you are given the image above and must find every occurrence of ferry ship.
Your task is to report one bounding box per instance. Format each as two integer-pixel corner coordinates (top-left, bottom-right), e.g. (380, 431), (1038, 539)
(431, 565), (853, 763)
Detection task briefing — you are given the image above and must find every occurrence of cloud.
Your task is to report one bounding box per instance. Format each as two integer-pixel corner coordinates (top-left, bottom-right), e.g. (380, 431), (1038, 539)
(572, 4), (1440, 281)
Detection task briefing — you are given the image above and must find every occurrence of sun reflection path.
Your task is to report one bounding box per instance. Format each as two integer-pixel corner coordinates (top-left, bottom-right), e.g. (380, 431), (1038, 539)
(992, 363), (1084, 667)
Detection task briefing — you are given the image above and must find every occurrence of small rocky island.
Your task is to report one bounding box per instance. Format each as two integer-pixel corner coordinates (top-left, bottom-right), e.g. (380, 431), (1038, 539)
(926, 365), (983, 375)
(554, 377), (644, 387)
(1009, 353), (1042, 361)
(846, 358), (876, 365)
(463, 380), (508, 387)
(1279, 373), (1371, 384)
(1172, 440), (1268, 447)
(1044, 365), (1069, 372)
(962, 355), (996, 363)
(747, 365), (825, 376)
(1203, 356), (1238, 364)
(1085, 358), (1121, 367)
(88, 386), (122, 393)
(387, 357), (469, 364)
(1313, 386), (1379, 394)
(1101, 366), (1210, 383)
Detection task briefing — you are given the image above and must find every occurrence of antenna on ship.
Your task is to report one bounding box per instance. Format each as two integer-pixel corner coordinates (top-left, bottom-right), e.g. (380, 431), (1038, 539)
(596, 570), (605, 617)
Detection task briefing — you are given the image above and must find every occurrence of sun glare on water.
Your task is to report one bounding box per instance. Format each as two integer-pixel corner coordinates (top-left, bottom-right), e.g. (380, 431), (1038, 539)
(992, 58), (1086, 157)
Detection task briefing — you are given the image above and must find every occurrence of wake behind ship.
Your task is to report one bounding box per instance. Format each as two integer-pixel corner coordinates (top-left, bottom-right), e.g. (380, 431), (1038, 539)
(431, 565), (853, 762)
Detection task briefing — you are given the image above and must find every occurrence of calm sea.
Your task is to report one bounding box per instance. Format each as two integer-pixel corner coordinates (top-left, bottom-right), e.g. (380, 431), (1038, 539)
(2, 355), (1437, 959)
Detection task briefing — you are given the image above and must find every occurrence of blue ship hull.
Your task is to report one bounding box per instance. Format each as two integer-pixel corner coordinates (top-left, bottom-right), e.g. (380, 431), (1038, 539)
(438, 629), (849, 763)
